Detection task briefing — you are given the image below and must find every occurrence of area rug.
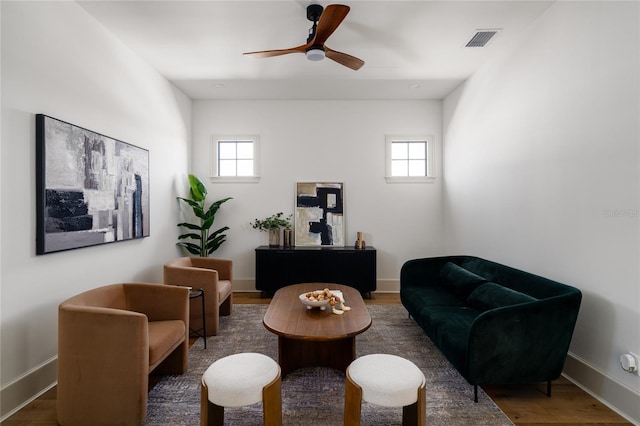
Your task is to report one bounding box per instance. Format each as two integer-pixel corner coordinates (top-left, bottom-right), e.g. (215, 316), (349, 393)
(145, 304), (513, 425)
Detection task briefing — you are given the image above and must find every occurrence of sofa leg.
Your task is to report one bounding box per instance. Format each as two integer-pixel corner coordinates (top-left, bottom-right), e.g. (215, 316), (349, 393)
(474, 385), (478, 403)
(547, 380), (551, 397)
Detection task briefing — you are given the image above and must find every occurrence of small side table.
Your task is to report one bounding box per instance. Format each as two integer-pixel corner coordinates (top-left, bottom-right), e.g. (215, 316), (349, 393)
(189, 288), (207, 349)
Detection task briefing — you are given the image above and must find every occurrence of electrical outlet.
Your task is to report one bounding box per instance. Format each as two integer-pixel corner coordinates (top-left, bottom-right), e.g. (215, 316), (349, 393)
(631, 352), (640, 376)
(621, 352), (640, 375)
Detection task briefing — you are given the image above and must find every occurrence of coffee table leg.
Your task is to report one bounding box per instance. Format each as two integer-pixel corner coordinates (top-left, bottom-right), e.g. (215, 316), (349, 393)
(278, 336), (356, 376)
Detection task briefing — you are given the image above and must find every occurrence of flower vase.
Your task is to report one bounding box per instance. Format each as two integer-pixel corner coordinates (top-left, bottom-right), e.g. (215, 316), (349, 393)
(268, 228), (280, 247)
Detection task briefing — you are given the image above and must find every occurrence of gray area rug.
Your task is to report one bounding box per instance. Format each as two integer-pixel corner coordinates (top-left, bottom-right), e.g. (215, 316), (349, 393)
(145, 304), (513, 425)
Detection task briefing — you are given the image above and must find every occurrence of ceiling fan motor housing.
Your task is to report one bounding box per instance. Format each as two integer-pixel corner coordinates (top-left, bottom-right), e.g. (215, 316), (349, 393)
(307, 4), (324, 22)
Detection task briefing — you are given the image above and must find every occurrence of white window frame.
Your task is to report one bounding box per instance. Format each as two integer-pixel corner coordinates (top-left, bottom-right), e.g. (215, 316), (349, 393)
(210, 135), (260, 183)
(385, 135), (436, 183)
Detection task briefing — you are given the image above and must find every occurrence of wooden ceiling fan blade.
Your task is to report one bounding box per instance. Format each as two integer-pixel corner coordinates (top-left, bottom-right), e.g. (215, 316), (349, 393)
(325, 47), (364, 70)
(313, 4), (350, 45)
(243, 44), (309, 58)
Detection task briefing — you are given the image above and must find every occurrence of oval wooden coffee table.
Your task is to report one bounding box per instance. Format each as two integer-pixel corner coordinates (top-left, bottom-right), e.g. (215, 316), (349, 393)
(263, 283), (372, 377)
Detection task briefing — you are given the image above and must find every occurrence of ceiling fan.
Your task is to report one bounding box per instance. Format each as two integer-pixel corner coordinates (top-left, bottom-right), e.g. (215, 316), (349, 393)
(243, 4), (364, 71)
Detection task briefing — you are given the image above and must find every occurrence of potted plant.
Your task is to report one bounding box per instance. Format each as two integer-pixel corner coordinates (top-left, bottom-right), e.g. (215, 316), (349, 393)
(251, 212), (292, 247)
(176, 174), (232, 256)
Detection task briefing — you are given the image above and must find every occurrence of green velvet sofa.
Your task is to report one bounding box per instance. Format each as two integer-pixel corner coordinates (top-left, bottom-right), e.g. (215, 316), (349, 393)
(400, 255), (582, 402)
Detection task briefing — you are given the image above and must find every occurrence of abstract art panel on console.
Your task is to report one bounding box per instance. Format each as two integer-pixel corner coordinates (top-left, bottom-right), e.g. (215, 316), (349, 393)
(295, 182), (344, 246)
(36, 114), (149, 254)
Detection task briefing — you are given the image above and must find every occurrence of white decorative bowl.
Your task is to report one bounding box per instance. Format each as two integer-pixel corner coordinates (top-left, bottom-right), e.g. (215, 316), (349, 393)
(299, 291), (331, 310)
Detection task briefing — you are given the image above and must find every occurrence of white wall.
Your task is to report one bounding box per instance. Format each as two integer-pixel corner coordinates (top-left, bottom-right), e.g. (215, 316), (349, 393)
(443, 1), (639, 422)
(0, 2), (191, 419)
(191, 100), (443, 289)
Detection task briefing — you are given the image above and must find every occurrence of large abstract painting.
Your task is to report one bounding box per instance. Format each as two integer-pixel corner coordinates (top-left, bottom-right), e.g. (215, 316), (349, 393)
(36, 114), (149, 254)
(295, 182), (344, 246)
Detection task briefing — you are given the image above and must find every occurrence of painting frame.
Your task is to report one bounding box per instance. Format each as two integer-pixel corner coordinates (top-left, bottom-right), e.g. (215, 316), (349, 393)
(36, 114), (150, 255)
(294, 182), (345, 247)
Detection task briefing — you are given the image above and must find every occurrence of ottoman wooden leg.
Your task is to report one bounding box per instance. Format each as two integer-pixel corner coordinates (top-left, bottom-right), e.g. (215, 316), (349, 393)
(344, 370), (363, 426)
(402, 379), (426, 426)
(201, 382), (224, 426)
(262, 371), (282, 426)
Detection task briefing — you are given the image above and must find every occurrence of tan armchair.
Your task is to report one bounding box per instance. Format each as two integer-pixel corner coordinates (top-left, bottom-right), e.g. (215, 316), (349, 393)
(57, 282), (189, 426)
(163, 257), (233, 336)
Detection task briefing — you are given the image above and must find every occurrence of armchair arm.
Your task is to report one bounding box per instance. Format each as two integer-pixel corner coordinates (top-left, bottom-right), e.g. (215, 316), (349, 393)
(466, 295), (581, 385)
(57, 305), (149, 423)
(123, 282), (189, 323)
(164, 264), (223, 305)
(190, 257), (233, 281)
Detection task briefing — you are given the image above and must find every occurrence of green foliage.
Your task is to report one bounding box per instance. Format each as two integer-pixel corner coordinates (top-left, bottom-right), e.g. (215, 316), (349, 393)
(177, 174), (232, 256)
(250, 212), (292, 231)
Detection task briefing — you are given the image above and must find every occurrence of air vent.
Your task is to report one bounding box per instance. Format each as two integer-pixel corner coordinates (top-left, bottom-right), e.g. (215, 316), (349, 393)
(465, 29), (501, 48)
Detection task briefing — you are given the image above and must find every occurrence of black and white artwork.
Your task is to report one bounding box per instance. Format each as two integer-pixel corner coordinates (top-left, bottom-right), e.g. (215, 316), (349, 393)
(36, 114), (149, 254)
(295, 182), (344, 246)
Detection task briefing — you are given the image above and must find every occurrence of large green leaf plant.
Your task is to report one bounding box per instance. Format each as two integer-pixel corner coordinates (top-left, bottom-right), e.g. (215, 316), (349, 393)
(176, 174), (232, 257)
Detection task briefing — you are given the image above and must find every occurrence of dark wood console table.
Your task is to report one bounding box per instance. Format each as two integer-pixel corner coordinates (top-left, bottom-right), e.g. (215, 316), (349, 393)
(255, 246), (377, 297)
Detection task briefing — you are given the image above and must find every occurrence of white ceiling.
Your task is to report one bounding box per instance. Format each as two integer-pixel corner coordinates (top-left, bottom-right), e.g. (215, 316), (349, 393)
(77, 1), (554, 100)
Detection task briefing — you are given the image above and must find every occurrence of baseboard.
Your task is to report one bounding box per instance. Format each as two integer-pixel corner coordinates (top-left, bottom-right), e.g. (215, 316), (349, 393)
(232, 279), (400, 293)
(232, 278), (257, 292)
(563, 352), (640, 425)
(0, 356), (57, 422)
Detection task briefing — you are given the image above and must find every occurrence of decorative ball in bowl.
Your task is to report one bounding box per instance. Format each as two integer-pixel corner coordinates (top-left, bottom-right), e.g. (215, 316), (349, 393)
(299, 290), (331, 310)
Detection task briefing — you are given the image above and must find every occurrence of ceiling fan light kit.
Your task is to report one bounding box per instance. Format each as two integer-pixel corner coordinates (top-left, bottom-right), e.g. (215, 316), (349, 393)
(243, 3), (364, 71)
(306, 46), (326, 61)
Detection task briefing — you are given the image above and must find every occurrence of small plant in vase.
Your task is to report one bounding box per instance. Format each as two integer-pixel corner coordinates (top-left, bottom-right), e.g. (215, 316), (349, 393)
(251, 212), (293, 247)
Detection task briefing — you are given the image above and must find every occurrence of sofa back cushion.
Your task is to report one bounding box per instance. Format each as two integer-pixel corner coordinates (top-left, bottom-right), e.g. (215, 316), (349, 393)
(439, 262), (488, 300)
(467, 282), (537, 311)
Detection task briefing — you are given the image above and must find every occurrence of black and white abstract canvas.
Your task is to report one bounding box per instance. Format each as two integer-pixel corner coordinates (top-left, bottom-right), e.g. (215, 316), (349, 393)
(36, 115), (149, 254)
(295, 182), (344, 246)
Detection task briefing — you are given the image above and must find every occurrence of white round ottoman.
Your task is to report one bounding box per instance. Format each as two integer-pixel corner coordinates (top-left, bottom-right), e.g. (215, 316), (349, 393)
(200, 352), (281, 426)
(344, 354), (426, 426)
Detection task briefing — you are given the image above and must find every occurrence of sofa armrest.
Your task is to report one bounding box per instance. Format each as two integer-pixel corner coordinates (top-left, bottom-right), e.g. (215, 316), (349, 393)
(124, 282), (189, 323)
(466, 294), (581, 385)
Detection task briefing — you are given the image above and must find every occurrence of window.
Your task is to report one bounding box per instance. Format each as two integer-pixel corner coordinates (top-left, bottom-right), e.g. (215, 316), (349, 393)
(210, 135), (260, 182)
(385, 135), (435, 183)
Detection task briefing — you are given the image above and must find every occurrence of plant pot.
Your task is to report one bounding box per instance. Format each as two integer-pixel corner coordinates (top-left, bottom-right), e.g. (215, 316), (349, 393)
(268, 228), (280, 247)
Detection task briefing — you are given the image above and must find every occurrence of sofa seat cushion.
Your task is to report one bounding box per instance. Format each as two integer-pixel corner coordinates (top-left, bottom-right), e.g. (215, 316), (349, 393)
(439, 262), (488, 301)
(417, 306), (483, 373)
(401, 286), (466, 315)
(467, 282), (537, 311)
(148, 320), (186, 370)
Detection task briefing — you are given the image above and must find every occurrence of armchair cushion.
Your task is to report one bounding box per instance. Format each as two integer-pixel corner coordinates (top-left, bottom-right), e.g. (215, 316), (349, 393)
(148, 320), (187, 369)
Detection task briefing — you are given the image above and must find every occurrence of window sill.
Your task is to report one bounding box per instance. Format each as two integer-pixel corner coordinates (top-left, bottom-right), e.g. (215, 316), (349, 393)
(209, 176), (261, 184)
(385, 176), (436, 184)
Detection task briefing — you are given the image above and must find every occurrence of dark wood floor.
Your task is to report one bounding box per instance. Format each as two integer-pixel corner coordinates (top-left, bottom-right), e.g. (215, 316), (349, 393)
(1, 292), (631, 425)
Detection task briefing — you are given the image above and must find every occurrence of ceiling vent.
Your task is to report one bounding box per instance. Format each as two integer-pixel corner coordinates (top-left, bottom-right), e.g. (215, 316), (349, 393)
(465, 29), (501, 48)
